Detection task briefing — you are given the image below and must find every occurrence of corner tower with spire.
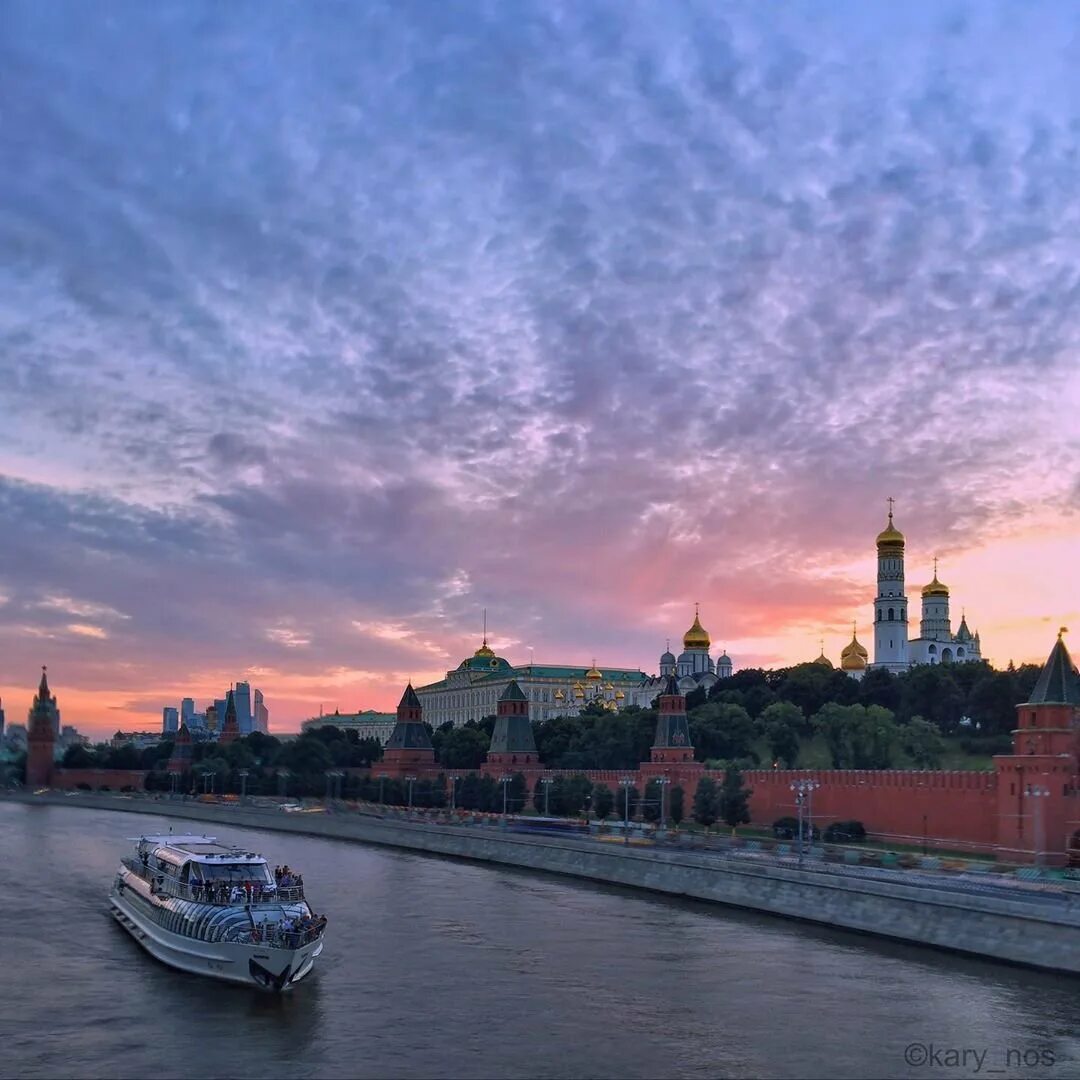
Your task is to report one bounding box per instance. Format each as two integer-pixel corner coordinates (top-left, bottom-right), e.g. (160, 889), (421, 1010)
(994, 628), (1080, 865)
(26, 666), (58, 788)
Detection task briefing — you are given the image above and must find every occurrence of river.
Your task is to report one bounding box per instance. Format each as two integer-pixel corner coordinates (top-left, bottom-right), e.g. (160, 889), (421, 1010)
(1, 801), (1077, 1079)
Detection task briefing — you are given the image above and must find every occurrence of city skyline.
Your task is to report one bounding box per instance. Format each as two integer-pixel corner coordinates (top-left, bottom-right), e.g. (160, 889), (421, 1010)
(2, 2), (1079, 738)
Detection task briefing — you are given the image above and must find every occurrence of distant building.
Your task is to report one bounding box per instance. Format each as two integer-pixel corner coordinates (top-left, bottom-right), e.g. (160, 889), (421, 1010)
(180, 698), (196, 726)
(27, 674), (61, 737)
(58, 725), (90, 751)
(234, 682), (253, 735)
(3, 723), (27, 753)
(112, 731), (162, 750)
(162, 706), (179, 734)
(0, 698), (5, 741)
(301, 709), (397, 745)
(253, 689), (269, 734)
(205, 703), (219, 734)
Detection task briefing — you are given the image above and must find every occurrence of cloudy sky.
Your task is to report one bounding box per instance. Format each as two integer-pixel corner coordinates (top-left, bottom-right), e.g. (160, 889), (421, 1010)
(2, 1), (1079, 737)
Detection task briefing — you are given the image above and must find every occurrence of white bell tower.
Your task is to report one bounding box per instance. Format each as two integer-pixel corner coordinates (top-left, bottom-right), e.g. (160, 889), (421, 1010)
(872, 498), (909, 672)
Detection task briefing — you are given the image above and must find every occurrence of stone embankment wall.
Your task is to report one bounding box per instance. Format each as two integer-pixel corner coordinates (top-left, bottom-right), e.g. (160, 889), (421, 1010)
(12, 793), (1079, 975)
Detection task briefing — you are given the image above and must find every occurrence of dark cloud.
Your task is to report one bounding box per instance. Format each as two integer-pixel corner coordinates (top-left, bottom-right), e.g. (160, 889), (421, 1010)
(1, 1), (1079, 725)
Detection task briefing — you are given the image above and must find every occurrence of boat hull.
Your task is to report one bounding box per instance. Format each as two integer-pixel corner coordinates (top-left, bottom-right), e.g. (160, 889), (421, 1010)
(109, 889), (322, 991)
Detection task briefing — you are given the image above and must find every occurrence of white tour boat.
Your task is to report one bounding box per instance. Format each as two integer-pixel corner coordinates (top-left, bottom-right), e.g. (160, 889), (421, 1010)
(109, 833), (326, 991)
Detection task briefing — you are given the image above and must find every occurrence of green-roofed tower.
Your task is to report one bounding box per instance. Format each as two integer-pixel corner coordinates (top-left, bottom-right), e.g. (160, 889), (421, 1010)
(486, 679), (538, 767)
(651, 673), (693, 763)
(383, 683), (435, 769)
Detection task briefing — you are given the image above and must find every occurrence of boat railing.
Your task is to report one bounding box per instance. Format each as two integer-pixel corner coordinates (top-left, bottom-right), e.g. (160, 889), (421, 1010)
(123, 857), (302, 905)
(222, 920), (327, 950)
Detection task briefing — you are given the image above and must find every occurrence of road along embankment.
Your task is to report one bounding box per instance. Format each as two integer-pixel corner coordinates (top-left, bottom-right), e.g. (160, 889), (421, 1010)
(11, 793), (1080, 974)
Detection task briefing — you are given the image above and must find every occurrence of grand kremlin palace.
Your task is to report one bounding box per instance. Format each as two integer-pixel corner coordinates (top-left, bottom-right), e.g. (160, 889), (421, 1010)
(414, 610), (733, 728)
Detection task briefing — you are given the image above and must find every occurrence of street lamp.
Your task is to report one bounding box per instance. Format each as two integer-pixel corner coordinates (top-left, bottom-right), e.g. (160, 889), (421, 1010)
(405, 775), (416, 812)
(499, 774), (513, 817)
(790, 779), (820, 865)
(169, 771), (179, 796)
(539, 776), (553, 817)
(1026, 783), (1050, 868)
(449, 775), (461, 813)
(238, 768), (249, 803)
(619, 777), (634, 845)
(656, 776), (672, 833)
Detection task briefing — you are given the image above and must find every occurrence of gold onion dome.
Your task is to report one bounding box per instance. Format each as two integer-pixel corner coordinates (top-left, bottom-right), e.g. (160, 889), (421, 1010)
(473, 638), (495, 659)
(615, 689), (625, 700)
(922, 573), (949, 597)
(876, 509), (905, 550)
(554, 689), (565, 701)
(573, 683), (585, 698)
(585, 662), (603, 681)
(813, 650), (834, 669)
(683, 609), (711, 650)
(841, 627), (868, 671)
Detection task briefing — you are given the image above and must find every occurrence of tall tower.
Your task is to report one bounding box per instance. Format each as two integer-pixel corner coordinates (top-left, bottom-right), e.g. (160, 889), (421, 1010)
(219, 689), (240, 745)
(383, 684), (435, 772)
(920, 558), (951, 643)
(486, 680), (538, 767)
(26, 667), (57, 788)
(650, 674), (694, 764)
(872, 500), (909, 672)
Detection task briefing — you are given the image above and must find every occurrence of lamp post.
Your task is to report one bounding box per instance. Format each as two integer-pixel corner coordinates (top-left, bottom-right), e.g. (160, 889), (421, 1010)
(619, 777), (634, 845)
(449, 775), (461, 813)
(540, 776), (553, 816)
(378, 772), (388, 805)
(656, 776), (672, 833)
(790, 779), (820, 865)
(499, 774), (513, 817)
(169, 771), (179, 797)
(238, 768), (249, 803)
(405, 775), (416, 813)
(1026, 783), (1050, 868)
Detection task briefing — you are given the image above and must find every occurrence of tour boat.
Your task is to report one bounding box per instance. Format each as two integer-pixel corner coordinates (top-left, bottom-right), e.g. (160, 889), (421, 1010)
(109, 833), (325, 991)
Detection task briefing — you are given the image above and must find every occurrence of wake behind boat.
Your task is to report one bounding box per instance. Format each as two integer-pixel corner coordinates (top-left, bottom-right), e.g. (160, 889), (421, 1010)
(109, 833), (326, 991)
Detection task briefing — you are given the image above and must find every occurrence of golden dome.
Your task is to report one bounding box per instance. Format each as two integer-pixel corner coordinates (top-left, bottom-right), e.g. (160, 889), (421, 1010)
(840, 626), (868, 671)
(573, 683), (585, 698)
(604, 699), (618, 711)
(813, 651), (834, 669)
(473, 639), (495, 659)
(683, 608), (711, 650)
(615, 689), (625, 700)
(922, 561), (949, 597)
(554, 689), (565, 701)
(585, 661), (603, 681)
(876, 509), (905, 550)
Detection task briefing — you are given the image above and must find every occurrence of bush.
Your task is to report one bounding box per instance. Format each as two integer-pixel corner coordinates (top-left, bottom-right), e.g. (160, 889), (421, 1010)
(772, 816), (819, 841)
(824, 820), (867, 843)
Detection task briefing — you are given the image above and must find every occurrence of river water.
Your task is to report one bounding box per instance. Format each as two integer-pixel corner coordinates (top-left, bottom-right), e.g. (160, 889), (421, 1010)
(1, 801), (1078, 1080)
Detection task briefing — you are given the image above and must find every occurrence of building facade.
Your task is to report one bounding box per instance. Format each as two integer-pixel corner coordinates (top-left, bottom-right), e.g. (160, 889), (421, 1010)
(301, 709), (397, 745)
(162, 706), (179, 735)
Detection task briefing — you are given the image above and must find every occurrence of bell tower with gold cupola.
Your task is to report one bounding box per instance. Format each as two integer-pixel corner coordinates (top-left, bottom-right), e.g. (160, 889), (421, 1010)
(872, 499), (909, 673)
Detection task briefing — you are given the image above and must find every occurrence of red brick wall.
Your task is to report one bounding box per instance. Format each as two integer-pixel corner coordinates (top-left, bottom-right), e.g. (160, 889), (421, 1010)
(739, 769), (1000, 852)
(52, 768), (147, 791)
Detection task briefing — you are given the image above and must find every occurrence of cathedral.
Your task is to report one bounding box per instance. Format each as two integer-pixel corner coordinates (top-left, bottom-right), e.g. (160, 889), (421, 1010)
(656, 605), (733, 694)
(870, 503), (982, 673)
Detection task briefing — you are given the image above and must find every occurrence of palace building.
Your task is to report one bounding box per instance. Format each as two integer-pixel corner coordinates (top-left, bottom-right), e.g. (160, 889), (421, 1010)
(414, 610), (735, 728)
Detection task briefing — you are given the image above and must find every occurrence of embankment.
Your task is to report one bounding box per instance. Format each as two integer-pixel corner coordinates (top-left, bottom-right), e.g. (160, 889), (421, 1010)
(11, 793), (1080, 975)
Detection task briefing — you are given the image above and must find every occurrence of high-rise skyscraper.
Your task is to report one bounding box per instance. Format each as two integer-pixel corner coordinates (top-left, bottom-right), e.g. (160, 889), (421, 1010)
(253, 688), (269, 734)
(234, 682), (253, 735)
(162, 706), (179, 734)
(181, 697), (195, 725)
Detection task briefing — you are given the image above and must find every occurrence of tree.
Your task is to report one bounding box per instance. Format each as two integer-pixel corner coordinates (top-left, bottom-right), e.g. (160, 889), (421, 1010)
(689, 703), (757, 763)
(436, 726), (490, 769)
(718, 766), (752, 834)
(901, 716), (946, 768)
(642, 779), (663, 822)
(693, 776), (720, 829)
(669, 785), (685, 826)
(592, 783), (614, 820)
(760, 701), (803, 767)
(813, 703), (898, 769)
(62, 744), (97, 769)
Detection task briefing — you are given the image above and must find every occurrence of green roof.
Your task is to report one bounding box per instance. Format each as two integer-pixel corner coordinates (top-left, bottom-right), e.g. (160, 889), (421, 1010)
(398, 684), (422, 710)
(488, 714), (537, 755)
(480, 664), (646, 683)
(1027, 635), (1080, 706)
(500, 680), (528, 702)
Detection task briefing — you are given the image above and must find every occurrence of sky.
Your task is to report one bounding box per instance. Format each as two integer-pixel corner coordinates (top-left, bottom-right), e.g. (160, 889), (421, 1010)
(1, 1), (1079, 738)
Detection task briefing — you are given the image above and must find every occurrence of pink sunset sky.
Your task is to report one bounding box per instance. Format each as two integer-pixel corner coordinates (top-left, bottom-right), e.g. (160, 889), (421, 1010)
(1, 3), (1079, 739)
